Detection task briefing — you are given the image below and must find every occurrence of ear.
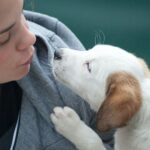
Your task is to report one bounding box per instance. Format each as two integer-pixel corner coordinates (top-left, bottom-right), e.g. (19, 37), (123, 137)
(96, 72), (142, 132)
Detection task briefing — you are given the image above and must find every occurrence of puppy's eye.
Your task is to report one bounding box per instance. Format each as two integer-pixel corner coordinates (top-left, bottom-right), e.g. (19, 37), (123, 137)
(86, 62), (91, 73)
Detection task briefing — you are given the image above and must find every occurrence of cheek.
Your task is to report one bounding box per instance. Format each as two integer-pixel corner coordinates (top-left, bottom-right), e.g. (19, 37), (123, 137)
(0, 50), (11, 63)
(0, 45), (16, 65)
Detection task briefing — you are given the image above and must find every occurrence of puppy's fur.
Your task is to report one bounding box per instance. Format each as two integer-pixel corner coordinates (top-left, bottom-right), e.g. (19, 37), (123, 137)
(51, 45), (150, 150)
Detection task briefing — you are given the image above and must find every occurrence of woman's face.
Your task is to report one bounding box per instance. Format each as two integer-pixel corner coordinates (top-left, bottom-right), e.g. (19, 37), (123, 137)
(0, 0), (36, 83)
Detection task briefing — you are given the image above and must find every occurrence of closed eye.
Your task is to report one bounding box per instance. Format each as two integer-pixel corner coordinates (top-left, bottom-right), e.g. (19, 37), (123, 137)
(86, 62), (92, 73)
(0, 32), (10, 46)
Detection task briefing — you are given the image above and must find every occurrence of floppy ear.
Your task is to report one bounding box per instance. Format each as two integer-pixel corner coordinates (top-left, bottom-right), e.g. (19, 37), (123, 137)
(96, 72), (142, 132)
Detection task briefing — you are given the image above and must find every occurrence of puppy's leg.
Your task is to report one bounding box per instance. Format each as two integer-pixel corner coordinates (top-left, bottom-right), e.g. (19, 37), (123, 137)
(51, 106), (105, 150)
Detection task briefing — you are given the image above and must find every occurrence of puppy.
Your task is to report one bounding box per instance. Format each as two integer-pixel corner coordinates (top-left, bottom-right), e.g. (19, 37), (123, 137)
(51, 45), (150, 150)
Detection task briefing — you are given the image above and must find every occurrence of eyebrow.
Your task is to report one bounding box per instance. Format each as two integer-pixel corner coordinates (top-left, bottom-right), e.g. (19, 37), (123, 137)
(0, 22), (16, 34)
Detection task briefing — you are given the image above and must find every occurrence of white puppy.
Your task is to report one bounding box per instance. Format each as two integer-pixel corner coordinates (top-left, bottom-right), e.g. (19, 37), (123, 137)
(51, 45), (150, 150)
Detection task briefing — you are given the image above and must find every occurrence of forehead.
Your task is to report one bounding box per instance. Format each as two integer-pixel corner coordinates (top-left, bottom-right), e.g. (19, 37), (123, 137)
(0, 0), (23, 30)
(89, 45), (129, 59)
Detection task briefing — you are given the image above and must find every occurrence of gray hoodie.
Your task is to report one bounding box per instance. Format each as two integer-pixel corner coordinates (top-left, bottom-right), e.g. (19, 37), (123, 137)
(11, 11), (114, 150)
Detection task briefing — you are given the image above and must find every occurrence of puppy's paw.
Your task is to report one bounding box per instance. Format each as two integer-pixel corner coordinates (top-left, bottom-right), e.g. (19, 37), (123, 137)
(50, 107), (82, 138)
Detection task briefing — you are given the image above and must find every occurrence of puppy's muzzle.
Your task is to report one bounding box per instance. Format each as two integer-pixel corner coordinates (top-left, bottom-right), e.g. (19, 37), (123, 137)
(54, 49), (62, 60)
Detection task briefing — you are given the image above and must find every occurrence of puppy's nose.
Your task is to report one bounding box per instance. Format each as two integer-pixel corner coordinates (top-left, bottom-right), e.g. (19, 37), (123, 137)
(54, 50), (62, 60)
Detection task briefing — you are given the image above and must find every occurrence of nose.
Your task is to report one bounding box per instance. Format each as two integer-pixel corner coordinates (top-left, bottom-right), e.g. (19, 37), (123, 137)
(54, 49), (62, 60)
(16, 27), (36, 51)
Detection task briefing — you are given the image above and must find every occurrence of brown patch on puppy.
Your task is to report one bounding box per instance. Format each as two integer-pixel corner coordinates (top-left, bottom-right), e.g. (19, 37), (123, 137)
(96, 72), (142, 132)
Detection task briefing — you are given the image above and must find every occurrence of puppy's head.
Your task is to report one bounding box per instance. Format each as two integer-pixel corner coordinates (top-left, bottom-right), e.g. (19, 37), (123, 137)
(53, 45), (144, 131)
(96, 71), (142, 132)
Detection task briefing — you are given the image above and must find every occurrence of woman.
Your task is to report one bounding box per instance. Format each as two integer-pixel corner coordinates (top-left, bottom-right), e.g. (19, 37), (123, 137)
(0, 0), (114, 149)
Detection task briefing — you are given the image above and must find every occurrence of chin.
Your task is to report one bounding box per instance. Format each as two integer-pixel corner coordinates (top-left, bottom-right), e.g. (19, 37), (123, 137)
(15, 65), (31, 80)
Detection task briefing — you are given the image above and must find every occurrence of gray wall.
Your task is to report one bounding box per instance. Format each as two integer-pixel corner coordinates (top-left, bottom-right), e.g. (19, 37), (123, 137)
(24, 0), (150, 65)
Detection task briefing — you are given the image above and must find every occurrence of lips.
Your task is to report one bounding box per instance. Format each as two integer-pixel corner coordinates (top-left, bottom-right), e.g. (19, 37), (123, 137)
(22, 56), (33, 65)
(20, 47), (35, 66)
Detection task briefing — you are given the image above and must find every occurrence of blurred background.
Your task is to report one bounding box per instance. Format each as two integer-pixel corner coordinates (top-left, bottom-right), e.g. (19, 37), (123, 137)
(24, 0), (150, 65)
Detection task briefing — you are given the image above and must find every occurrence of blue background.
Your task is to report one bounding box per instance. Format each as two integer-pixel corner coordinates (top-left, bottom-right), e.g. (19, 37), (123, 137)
(24, 0), (150, 65)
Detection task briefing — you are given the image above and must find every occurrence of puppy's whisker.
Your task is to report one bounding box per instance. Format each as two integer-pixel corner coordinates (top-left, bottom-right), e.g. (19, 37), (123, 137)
(94, 29), (106, 45)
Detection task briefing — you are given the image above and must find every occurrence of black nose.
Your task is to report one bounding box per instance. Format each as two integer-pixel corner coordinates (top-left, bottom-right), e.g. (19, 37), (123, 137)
(54, 50), (62, 60)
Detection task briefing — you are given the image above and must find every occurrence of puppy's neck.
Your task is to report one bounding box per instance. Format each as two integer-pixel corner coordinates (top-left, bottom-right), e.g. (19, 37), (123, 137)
(86, 86), (106, 112)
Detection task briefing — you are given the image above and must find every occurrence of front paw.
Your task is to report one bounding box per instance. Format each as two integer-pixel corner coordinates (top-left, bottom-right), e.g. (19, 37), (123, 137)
(51, 107), (105, 150)
(50, 106), (82, 138)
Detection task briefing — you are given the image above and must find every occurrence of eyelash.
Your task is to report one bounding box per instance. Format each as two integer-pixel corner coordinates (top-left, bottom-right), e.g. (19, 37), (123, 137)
(0, 33), (11, 46)
(1, 35), (10, 45)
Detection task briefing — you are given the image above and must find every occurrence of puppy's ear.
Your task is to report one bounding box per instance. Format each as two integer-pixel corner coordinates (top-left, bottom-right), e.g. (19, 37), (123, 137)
(96, 72), (142, 132)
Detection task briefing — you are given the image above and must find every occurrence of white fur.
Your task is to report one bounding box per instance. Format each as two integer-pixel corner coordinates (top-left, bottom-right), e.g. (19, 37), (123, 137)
(51, 45), (150, 150)
(51, 107), (105, 150)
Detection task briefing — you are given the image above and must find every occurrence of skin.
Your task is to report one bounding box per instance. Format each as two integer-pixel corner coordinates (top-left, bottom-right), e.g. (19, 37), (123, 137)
(0, 0), (36, 83)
